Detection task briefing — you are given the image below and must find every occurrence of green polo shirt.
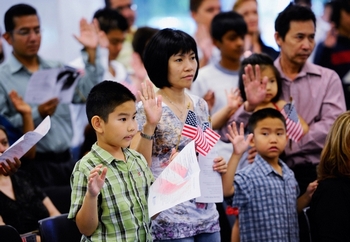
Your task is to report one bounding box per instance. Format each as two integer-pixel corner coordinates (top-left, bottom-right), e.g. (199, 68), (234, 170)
(68, 143), (154, 242)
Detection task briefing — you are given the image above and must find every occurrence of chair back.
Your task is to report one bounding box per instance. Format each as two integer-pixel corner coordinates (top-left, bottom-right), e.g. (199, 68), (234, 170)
(0, 225), (23, 242)
(38, 213), (82, 242)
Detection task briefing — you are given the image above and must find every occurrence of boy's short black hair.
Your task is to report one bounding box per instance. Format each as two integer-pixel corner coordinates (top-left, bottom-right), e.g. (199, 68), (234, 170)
(238, 53), (282, 103)
(93, 8), (128, 34)
(4, 4), (38, 32)
(275, 3), (316, 40)
(86, 81), (136, 126)
(247, 108), (286, 133)
(132, 26), (159, 63)
(211, 11), (247, 41)
(143, 28), (199, 89)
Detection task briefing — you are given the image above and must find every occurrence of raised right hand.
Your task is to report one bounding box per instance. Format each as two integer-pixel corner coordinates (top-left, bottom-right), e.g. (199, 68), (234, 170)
(226, 122), (253, 156)
(38, 98), (59, 118)
(243, 64), (268, 111)
(138, 80), (162, 127)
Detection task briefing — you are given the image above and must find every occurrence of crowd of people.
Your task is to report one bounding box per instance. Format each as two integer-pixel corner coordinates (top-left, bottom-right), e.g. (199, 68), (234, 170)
(0, 0), (349, 241)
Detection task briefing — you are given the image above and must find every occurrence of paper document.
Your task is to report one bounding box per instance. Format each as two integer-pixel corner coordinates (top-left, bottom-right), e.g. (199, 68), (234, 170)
(148, 141), (201, 218)
(196, 146), (223, 203)
(24, 66), (81, 104)
(0, 116), (51, 164)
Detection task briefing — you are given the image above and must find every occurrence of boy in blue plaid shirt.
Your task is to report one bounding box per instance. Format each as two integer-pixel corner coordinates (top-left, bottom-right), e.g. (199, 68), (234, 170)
(68, 81), (158, 242)
(222, 108), (317, 242)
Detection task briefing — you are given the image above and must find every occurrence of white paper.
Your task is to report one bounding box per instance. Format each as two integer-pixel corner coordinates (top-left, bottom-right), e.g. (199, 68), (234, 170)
(24, 66), (80, 104)
(0, 116), (51, 164)
(148, 141), (201, 218)
(196, 146), (223, 203)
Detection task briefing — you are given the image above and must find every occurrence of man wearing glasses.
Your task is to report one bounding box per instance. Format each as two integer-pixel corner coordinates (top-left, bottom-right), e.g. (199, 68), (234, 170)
(0, 4), (103, 189)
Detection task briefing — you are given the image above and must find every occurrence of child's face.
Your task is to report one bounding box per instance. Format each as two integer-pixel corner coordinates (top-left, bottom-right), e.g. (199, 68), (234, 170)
(168, 51), (198, 90)
(251, 117), (287, 163)
(215, 30), (244, 62)
(99, 100), (137, 150)
(107, 29), (126, 61)
(261, 66), (278, 103)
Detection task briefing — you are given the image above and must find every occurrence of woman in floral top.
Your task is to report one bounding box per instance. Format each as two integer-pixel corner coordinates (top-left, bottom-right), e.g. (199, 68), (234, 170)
(131, 28), (227, 241)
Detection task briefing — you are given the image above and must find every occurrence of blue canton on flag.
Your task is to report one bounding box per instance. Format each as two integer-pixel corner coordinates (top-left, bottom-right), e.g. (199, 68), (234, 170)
(281, 100), (304, 142)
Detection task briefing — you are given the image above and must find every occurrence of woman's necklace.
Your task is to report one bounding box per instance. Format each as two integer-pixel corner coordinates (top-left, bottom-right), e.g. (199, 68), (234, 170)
(162, 92), (190, 119)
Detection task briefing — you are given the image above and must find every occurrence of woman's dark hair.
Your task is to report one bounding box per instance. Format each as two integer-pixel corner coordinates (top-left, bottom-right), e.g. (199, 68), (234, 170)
(238, 53), (282, 103)
(143, 28), (199, 88)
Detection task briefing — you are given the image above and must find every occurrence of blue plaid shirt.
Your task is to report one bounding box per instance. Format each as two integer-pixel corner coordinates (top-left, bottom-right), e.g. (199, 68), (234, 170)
(233, 154), (300, 242)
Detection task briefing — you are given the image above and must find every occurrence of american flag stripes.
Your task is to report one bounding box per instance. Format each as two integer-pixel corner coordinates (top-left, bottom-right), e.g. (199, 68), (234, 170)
(181, 111), (220, 156)
(281, 101), (304, 142)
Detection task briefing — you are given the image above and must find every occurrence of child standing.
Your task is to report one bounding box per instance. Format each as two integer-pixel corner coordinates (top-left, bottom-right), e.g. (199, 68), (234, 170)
(309, 111), (350, 241)
(222, 108), (317, 242)
(68, 81), (156, 241)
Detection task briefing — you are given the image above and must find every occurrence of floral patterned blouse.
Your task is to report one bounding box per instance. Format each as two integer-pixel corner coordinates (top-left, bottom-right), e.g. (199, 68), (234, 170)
(136, 93), (220, 240)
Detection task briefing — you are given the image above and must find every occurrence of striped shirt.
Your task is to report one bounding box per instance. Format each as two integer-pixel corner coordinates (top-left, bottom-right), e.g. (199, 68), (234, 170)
(68, 143), (154, 242)
(233, 155), (300, 242)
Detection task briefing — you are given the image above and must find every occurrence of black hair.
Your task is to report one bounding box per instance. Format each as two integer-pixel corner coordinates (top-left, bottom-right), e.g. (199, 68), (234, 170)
(86, 81), (136, 126)
(330, 0), (350, 28)
(247, 108), (286, 133)
(132, 26), (159, 63)
(275, 3), (316, 40)
(4, 4), (38, 32)
(93, 8), (128, 34)
(238, 53), (282, 103)
(143, 28), (199, 89)
(211, 11), (247, 41)
(293, 0), (312, 7)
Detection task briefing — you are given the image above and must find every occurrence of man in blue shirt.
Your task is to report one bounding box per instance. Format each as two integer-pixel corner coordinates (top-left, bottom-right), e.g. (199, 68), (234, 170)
(0, 4), (103, 188)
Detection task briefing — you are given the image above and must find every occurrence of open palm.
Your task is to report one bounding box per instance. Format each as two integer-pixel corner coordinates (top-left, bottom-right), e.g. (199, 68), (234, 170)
(226, 122), (253, 155)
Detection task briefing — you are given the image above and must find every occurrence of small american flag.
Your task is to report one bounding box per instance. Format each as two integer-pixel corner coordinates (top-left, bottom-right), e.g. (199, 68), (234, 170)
(181, 110), (211, 156)
(202, 122), (221, 148)
(281, 100), (303, 142)
(182, 110), (197, 139)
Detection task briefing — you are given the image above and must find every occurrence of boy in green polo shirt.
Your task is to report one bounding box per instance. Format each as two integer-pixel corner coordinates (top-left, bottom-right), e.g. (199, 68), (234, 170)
(68, 81), (157, 242)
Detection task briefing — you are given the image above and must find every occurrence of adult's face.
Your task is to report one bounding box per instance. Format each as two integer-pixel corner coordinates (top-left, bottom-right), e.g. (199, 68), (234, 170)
(191, 0), (221, 29)
(3, 15), (41, 59)
(235, 0), (259, 34)
(109, 0), (136, 28)
(275, 20), (315, 68)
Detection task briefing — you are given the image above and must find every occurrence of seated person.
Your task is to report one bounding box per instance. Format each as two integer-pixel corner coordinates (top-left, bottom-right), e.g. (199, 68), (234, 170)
(0, 92), (60, 240)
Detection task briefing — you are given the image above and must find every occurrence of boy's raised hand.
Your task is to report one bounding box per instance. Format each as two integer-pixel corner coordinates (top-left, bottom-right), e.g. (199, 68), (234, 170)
(243, 64), (268, 111)
(226, 122), (253, 156)
(138, 80), (162, 126)
(87, 164), (107, 197)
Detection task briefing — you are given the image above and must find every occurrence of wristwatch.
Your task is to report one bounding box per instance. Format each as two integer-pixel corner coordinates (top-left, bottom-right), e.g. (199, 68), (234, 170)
(140, 132), (154, 140)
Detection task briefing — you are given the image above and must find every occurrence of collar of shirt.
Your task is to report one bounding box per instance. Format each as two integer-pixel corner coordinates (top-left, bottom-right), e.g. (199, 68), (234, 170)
(274, 57), (322, 81)
(254, 154), (291, 178)
(90, 142), (134, 165)
(7, 52), (59, 74)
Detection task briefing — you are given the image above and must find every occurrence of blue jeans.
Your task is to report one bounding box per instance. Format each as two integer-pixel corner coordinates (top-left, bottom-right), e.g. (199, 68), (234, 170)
(154, 232), (221, 242)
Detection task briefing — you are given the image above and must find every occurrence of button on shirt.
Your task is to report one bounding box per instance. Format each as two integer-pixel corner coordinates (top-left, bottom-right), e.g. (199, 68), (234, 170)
(68, 143), (154, 242)
(233, 155), (300, 242)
